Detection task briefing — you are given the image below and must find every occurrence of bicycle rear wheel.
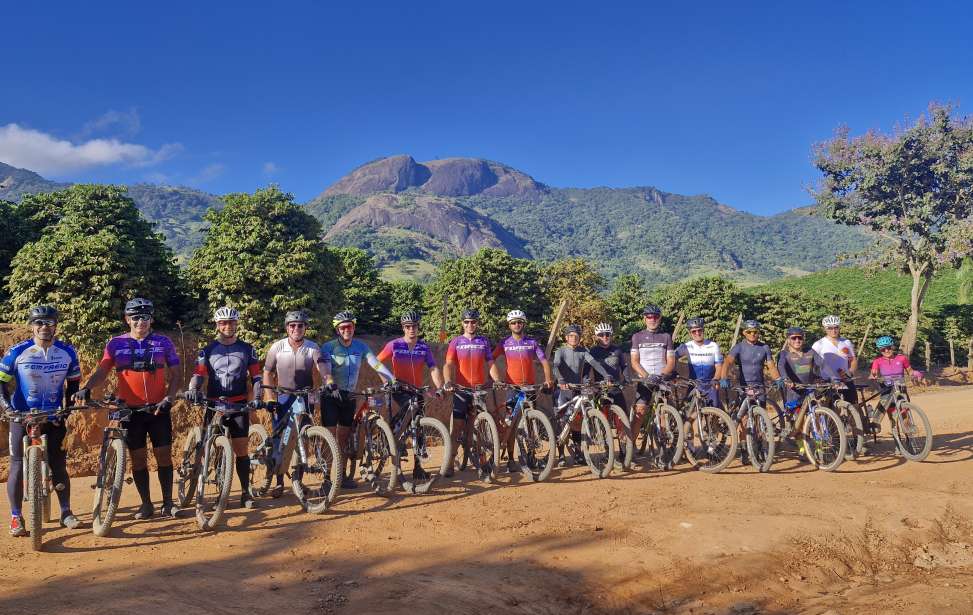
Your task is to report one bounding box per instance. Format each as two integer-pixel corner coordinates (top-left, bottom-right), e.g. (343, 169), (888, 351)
(835, 401), (865, 460)
(196, 435), (234, 530)
(246, 424), (272, 497)
(177, 426), (203, 508)
(650, 404), (684, 470)
(403, 417), (452, 494)
(892, 402), (932, 461)
(516, 409), (556, 482)
(26, 446), (44, 551)
(581, 408), (615, 478)
(92, 438), (127, 537)
(360, 416), (398, 495)
(607, 405), (634, 470)
(472, 412), (500, 482)
(297, 426), (342, 514)
(746, 407), (776, 473)
(801, 407), (847, 472)
(684, 407), (738, 473)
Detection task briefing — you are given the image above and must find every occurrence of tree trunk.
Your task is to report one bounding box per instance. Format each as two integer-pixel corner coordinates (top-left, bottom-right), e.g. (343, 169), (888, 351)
(900, 264), (933, 356)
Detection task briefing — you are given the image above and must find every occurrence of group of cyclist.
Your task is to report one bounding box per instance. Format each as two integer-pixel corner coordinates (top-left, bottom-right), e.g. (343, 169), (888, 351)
(2, 298), (919, 539)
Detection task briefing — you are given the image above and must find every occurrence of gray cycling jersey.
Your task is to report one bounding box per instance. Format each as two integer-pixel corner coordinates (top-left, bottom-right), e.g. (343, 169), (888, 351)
(728, 340), (773, 386)
(264, 338), (327, 390)
(552, 345), (612, 384)
(630, 329), (674, 375)
(588, 344), (626, 383)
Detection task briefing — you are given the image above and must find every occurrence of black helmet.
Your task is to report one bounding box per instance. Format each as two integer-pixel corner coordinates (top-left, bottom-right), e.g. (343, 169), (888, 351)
(28, 305), (58, 323)
(332, 311), (356, 329)
(642, 305), (662, 316)
(786, 326), (805, 338)
(565, 324), (582, 335)
(686, 317), (705, 330)
(743, 319), (761, 331)
(461, 308), (480, 321)
(400, 310), (421, 325)
(285, 310), (310, 325)
(124, 298), (154, 316)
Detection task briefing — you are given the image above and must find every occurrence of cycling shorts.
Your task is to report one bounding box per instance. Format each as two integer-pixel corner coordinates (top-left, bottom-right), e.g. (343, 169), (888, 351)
(451, 390), (474, 420)
(126, 410), (173, 451)
(322, 390), (355, 428)
(203, 408), (249, 440)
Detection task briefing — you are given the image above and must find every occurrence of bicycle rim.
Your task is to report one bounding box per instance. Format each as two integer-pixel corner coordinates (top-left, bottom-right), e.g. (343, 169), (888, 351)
(472, 413), (499, 481)
(893, 403), (933, 461)
(300, 426), (342, 513)
(177, 426), (202, 508)
(609, 406), (634, 470)
(27, 447), (44, 551)
(361, 417), (398, 495)
(246, 424), (272, 497)
(803, 408), (846, 471)
(92, 439), (127, 537)
(517, 410), (556, 482)
(581, 409), (614, 478)
(746, 408), (775, 472)
(196, 436), (233, 530)
(405, 417), (452, 493)
(689, 408), (737, 473)
(652, 404), (684, 469)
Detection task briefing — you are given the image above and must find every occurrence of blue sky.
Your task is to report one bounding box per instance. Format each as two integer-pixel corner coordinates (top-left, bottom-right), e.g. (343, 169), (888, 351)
(1, 1), (970, 214)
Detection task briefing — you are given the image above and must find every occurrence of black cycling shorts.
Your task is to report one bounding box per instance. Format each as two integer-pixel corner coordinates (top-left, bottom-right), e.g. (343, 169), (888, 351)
(204, 408), (249, 439)
(451, 390), (474, 420)
(322, 391), (355, 428)
(125, 409), (173, 451)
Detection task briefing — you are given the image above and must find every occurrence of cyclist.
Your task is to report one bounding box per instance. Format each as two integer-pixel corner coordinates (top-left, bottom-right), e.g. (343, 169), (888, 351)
(552, 324), (612, 465)
(322, 311), (394, 489)
(588, 322), (628, 411)
(868, 336), (917, 417)
(489, 309), (554, 473)
(1, 306), (82, 536)
(76, 298), (182, 520)
(376, 310), (444, 479)
(811, 315), (858, 405)
(262, 310), (335, 496)
(443, 308), (494, 476)
(185, 307), (263, 509)
(674, 317), (723, 407)
(777, 326), (827, 405)
(629, 305), (676, 431)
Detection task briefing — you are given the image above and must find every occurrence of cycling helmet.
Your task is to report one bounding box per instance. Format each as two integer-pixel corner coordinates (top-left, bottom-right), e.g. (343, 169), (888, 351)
(822, 315), (841, 327)
(686, 317), (705, 330)
(28, 305), (58, 323)
(461, 308), (480, 321)
(506, 309), (527, 323)
(332, 311), (356, 329)
(564, 324), (582, 336)
(213, 306), (240, 322)
(743, 319), (761, 331)
(786, 326), (805, 338)
(400, 310), (421, 325)
(875, 336), (895, 350)
(594, 322), (613, 335)
(284, 310), (310, 325)
(642, 305), (662, 316)
(124, 298), (154, 316)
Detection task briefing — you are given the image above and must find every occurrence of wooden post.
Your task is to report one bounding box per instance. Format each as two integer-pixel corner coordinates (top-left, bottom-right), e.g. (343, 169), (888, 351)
(671, 310), (685, 342)
(925, 341), (932, 373)
(545, 299), (570, 358)
(857, 323), (871, 357)
(949, 339), (956, 370)
(729, 314), (744, 349)
(968, 337), (973, 373)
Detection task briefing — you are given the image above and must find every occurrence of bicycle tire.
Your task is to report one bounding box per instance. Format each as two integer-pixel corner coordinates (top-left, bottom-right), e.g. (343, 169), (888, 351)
(361, 416), (398, 495)
(246, 424), (272, 497)
(516, 409), (556, 482)
(651, 403), (684, 470)
(581, 407), (615, 478)
(26, 446), (44, 551)
(297, 425), (342, 514)
(835, 400), (865, 460)
(608, 405), (634, 470)
(472, 411), (500, 482)
(684, 406), (738, 474)
(177, 426), (203, 508)
(801, 406), (847, 472)
(892, 402), (933, 462)
(195, 435), (233, 530)
(746, 407), (776, 473)
(404, 417), (452, 494)
(92, 438), (127, 537)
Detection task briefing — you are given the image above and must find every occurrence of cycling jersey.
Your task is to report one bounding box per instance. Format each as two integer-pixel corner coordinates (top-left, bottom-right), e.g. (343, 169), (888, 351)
(194, 339), (261, 402)
(493, 335), (545, 385)
(552, 345), (611, 384)
(323, 338), (391, 392)
(675, 339), (722, 381)
(811, 336), (856, 380)
(445, 334), (493, 387)
(630, 329), (674, 375)
(727, 341), (773, 385)
(99, 333), (180, 407)
(871, 355), (910, 379)
(377, 338), (436, 388)
(589, 344), (626, 383)
(777, 349), (825, 385)
(0, 339), (81, 413)
(264, 338), (327, 391)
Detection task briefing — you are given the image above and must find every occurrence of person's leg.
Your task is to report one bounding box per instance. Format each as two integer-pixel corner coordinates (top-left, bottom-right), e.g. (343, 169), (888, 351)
(446, 392), (470, 475)
(337, 393), (356, 489)
(7, 422), (25, 534)
(45, 423), (74, 518)
(226, 411), (255, 507)
(148, 413), (174, 515)
(126, 413), (154, 517)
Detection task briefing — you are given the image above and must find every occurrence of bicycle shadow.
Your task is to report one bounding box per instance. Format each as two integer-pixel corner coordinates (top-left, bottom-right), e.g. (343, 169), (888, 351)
(920, 430), (973, 464)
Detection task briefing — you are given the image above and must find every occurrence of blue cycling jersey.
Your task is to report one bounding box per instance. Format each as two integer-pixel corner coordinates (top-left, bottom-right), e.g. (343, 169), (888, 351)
(0, 339), (82, 413)
(322, 338), (391, 392)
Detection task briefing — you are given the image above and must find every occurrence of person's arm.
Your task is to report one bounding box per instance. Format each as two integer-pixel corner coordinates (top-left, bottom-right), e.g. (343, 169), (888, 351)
(314, 349), (335, 388)
(163, 340), (182, 400)
(661, 335), (676, 377)
(629, 349), (648, 379)
(539, 358), (554, 388)
(584, 350), (613, 382)
(63, 347), (82, 409)
(488, 361), (503, 383)
(868, 357), (880, 381)
(443, 340), (456, 386)
(846, 341), (858, 375)
(246, 347), (263, 402)
(262, 344), (279, 401)
(429, 366), (444, 390)
(765, 347), (782, 381)
(365, 349), (393, 383)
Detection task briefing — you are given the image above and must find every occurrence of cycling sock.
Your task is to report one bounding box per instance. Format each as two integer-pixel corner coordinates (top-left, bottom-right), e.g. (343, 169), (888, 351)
(133, 469), (152, 506)
(56, 483), (72, 513)
(157, 465), (174, 505)
(235, 456), (250, 494)
(7, 456), (23, 513)
(11, 509), (20, 518)
(571, 430), (582, 445)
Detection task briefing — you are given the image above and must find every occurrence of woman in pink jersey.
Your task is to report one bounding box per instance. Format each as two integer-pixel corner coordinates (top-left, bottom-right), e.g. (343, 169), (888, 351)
(869, 336), (919, 412)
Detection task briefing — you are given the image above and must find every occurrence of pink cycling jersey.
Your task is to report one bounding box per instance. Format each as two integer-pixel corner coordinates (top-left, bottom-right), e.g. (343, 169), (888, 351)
(870, 354), (910, 378)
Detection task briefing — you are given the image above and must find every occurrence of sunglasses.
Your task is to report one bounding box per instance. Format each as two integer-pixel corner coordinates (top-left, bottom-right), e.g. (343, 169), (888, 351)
(509, 320), (525, 325)
(32, 320), (56, 327)
(743, 329), (759, 334)
(337, 324), (354, 331)
(825, 326), (840, 330)
(789, 336), (804, 341)
(216, 320), (237, 326)
(643, 314), (661, 319)
(287, 322), (306, 329)
(403, 323), (418, 329)
(130, 315), (152, 322)
(881, 347), (895, 352)
(690, 328), (704, 334)
(463, 320), (478, 324)
(596, 332), (612, 337)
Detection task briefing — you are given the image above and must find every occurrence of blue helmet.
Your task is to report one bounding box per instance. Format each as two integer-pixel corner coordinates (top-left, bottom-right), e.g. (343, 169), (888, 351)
(875, 336), (894, 350)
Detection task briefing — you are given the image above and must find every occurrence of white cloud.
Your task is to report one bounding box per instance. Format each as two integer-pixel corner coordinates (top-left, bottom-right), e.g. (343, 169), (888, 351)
(78, 108), (142, 139)
(262, 161), (279, 175)
(0, 123), (181, 176)
(191, 163), (226, 184)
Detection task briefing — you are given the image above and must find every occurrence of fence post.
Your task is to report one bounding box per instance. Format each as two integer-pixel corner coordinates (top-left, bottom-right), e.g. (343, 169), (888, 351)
(925, 341), (931, 374)
(968, 337), (973, 373)
(949, 340), (956, 370)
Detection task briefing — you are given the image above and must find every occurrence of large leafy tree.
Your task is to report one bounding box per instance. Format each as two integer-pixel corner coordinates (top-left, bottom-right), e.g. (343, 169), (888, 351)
(187, 186), (342, 349)
(539, 258), (609, 345)
(423, 248), (545, 340)
(606, 273), (651, 340)
(384, 279), (425, 332)
(6, 185), (183, 358)
(651, 276), (749, 349)
(332, 246), (392, 334)
(813, 104), (973, 354)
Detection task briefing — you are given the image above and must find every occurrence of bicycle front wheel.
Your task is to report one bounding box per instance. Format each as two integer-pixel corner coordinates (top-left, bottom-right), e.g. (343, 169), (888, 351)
(246, 424), (272, 497)
(650, 404), (685, 470)
(472, 412), (500, 482)
(581, 408), (615, 478)
(801, 407), (847, 472)
(516, 409), (556, 482)
(684, 407), (738, 474)
(746, 407), (776, 473)
(360, 416), (398, 495)
(892, 402), (933, 461)
(26, 446), (44, 551)
(835, 401), (865, 460)
(608, 405), (635, 470)
(177, 426), (203, 508)
(297, 426), (342, 514)
(196, 435), (234, 530)
(92, 438), (127, 537)
(403, 417), (452, 494)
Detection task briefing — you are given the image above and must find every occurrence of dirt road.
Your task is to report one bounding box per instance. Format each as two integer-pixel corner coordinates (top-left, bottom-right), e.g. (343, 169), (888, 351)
(2, 387), (972, 615)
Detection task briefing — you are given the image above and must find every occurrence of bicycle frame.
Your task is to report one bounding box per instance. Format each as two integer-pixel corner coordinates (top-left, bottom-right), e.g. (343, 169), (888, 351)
(197, 401), (247, 497)
(267, 389), (316, 479)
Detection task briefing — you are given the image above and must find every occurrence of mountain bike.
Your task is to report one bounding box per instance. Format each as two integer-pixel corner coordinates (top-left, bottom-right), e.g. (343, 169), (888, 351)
(673, 378), (737, 473)
(450, 384), (500, 482)
(823, 379), (866, 461)
(728, 385), (776, 472)
(629, 377), (685, 470)
(176, 397), (244, 530)
(246, 387), (341, 513)
(590, 382), (634, 471)
(858, 376), (933, 461)
(784, 383), (848, 471)
(552, 383), (615, 478)
(383, 382), (452, 493)
(494, 383), (556, 482)
(3, 405), (86, 551)
(89, 398), (162, 537)
(346, 387), (399, 495)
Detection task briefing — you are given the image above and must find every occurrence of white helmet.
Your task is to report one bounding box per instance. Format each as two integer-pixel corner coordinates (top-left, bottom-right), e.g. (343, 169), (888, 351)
(594, 322), (613, 335)
(213, 306), (240, 322)
(821, 315), (841, 327)
(506, 309), (527, 323)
